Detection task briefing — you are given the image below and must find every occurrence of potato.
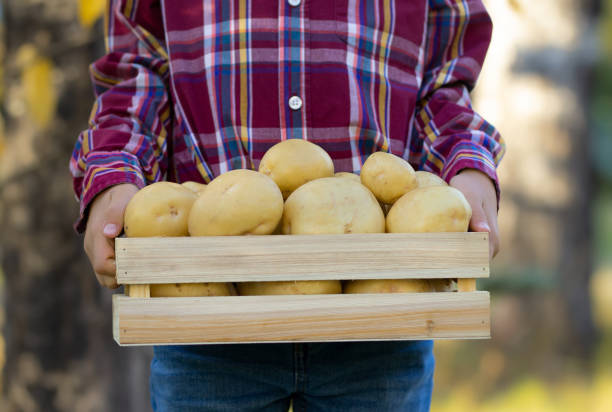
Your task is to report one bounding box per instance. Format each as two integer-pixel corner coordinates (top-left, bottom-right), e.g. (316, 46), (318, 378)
(150, 282), (236, 297)
(237, 281), (341, 296)
(360, 152), (417, 204)
(430, 279), (455, 292)
(343, 279), (433, 294)
(282, 177), (385, 235)
(249, 177), (383, 296)
(336, 172), (389, 214)
(124, 183), (234, 295)
(415, 171), (446, 188)
(124, 182), (197, 237)
(358, 186), (469, 295)
(259, 139), (334, 199)
(181, 181), (207, 193)
(386, 186), (472, 233)
(334, 172), (361, 183)
(189, 169), (283, 236)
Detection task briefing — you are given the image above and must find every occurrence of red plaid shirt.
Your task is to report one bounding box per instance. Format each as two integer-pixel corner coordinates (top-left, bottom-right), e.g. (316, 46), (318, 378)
(70, 0), (505, 232)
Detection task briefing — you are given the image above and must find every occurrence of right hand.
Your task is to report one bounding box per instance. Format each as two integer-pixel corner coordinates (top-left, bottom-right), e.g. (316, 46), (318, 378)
(84, 183), (140, 289)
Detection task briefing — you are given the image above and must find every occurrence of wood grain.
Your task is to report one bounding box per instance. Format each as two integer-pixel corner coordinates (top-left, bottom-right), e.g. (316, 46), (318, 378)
(116, 233), (489, 284)
(113, 292), (490, 345)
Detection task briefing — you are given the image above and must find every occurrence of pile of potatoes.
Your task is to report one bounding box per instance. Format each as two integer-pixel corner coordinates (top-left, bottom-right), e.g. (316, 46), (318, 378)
(123, 139), (471, 296)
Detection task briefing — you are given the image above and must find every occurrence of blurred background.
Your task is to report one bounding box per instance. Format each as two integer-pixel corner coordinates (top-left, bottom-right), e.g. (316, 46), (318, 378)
(0, 0), (610, 411)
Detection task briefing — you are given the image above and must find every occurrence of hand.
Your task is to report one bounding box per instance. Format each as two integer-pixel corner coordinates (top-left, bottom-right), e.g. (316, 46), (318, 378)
(449, 169), (500, 259)
(84, 183), (140, 288)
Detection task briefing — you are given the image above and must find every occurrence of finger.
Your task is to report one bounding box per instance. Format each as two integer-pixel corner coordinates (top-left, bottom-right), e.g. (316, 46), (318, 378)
(103, 203), (127, 239)
(91, 235), (117, 279)
(469, 202), (490, 233)
(469, 203), (496, 259)
(484, 202), (500, 259)
(96, 272), (118, 289)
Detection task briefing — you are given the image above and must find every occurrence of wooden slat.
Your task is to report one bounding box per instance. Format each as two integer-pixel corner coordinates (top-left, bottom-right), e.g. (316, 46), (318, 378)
(116, 233), (489, 284)
(112, 292), (490, 345)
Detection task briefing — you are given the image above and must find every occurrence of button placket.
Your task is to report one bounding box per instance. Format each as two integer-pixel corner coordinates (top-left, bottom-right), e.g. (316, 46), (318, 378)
(288, 0), (302, 7)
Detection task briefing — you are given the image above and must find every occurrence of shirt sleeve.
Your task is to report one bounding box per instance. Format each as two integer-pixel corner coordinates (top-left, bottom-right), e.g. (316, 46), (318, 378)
(69, 0), (170, 233)
(413, 0), (506, 200)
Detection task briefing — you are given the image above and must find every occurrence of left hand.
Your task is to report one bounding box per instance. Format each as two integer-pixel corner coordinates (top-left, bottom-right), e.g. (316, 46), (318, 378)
(449, 169), (500, 259)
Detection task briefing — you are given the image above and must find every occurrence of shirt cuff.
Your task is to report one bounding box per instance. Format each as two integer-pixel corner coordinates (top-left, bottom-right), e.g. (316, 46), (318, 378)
(440, 141), (501, 206)
(74, 151), (147, 233)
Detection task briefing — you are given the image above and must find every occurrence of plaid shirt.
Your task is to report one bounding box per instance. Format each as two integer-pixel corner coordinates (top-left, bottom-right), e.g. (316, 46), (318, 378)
(70, 0), (505, 232)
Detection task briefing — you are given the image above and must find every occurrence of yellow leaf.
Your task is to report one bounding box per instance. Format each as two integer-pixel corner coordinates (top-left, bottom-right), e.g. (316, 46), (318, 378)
(22, 57), (57, 129)
(77, 0), (106, 28)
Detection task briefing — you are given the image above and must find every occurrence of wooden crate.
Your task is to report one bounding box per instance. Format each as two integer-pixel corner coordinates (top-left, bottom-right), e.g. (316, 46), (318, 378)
(113, 232), (490, 345)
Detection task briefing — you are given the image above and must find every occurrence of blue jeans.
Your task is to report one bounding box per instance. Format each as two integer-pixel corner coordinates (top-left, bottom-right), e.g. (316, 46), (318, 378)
(150, 341), (434, 411)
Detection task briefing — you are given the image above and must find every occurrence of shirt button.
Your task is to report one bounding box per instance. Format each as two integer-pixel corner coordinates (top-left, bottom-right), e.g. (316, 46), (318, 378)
(288, 0), (301, 7)
(288, 95), (303, 111)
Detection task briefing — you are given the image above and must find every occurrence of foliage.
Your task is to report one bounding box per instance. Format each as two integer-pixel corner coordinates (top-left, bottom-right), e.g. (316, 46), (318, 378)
(432, 371), (612, 412)
(17, 45), (56, 129)
(77, 0), (106, 28)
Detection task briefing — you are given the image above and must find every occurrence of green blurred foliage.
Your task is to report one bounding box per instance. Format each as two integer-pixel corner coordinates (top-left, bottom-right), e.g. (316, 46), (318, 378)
(592, 0), (612, 266)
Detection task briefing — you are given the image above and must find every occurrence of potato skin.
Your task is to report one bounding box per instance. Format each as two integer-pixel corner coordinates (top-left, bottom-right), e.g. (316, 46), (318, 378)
(124, 182), (197, 237)
(360, 152), (417, 204)
(181, 181), (207, 193)
(334, 172), (361, 183)
(282, 177), (385, 235)
(386, 186), (472, 233)
(259, 139), (334, 199)
(343, 279), (455, 294)
(150, 282), (236, 297)
(255, 176), (382, 296)
(189, 169), (283, 236)
(415, 171), (447, 188)
(343, 279), (433, 294)
(237, 281), (341, 296)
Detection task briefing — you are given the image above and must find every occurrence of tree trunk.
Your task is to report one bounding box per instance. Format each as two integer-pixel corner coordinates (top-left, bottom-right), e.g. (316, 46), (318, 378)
(0, 1), (152, 411)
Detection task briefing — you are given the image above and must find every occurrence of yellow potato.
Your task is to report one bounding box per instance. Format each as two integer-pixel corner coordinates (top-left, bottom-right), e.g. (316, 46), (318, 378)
(343, 279), (433, 294)
(344, 279), (454, 294)
(430, 279), (455, 292)
(181, 181), (207, 193)
(124, 183), (235, 294)
(188, 169), (283, 236)
(360, 152), (417, 204)
(237, 281), (341, 296)
(386, 186), (472, 233)
(336, 172), (388, 212)
(259, 139), (334, 199)
(282, 177), (385, 235)
(150, 282), (236, 297)
(334, 172), (361, 183)
(255, 177), (383, 295)
(415, 171), (447, 188)
(124, 182), (197, 237)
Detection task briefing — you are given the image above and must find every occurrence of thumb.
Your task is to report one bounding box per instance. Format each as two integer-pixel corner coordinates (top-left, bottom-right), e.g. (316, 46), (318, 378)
(100, 184), (139, 239)
(470, 204), (490, 233)
(103, 222), (122, 238)
(102, 204), (129, 239)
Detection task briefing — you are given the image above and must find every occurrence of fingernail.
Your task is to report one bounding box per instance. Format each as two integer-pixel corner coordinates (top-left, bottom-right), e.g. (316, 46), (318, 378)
(103, 223), (117, 236)
(479, 223), (491, 232)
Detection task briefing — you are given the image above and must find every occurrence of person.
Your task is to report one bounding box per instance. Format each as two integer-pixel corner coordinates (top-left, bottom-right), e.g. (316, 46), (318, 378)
(70, 0), (505, 410)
